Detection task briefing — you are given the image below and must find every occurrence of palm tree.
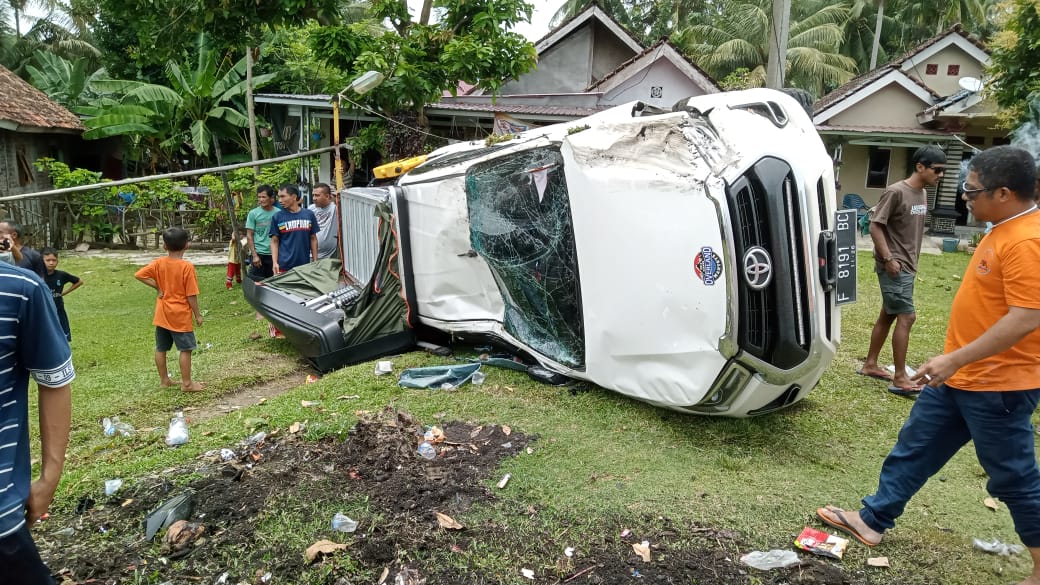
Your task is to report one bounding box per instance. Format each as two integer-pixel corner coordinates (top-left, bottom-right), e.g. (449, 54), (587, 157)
(678, 0), (857, 97)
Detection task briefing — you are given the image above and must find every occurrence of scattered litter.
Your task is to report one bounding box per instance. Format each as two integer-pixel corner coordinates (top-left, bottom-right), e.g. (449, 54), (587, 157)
(305, 540), (350, 563)
(983, 497), (999, 511)
(435, 512), (463, 530)
(288, 422), (302, 434)
(417, 340), (452, 356)
(471, 371), (486, 385)
(886, 364), (917, 377)
(162, 520), (205, 553)
(336, 394), (361, 400)
(520, 568), (535, 579)
(497, 473), (511, 489)
(53, 526), (75, 537)
(632, 540), (651, 562)
(305, 374), (320, 384)
(242, 431), (267, 447)
(104, 479), (123, 496)
(331, 513), (358, 533)
(423, 426), (445, 444)
(502, 425), (512, 436)
(867, 556), (890, 567)
(620, 528), (631, 539)
(399, 363), (481, 389)
(145, 490), (195, 541)
(501, 442), (512, 448)
(739, 549), (801, 570)
(795, 526), (847, 559)
(564, 546), (574, 557)
(417, 441), (437, 460)
(214, 572), (229, 585)
(164, 412), (189, 446)
(219, 448), (235, 461)
(973, 538), (1025, 556)
(102, 416), (135, 437)
(300, 400), (322, 407)
(374, 360), (394, 376)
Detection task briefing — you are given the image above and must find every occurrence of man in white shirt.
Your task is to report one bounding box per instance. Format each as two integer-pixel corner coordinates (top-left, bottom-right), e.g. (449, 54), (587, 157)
(308, 183), (339, 260)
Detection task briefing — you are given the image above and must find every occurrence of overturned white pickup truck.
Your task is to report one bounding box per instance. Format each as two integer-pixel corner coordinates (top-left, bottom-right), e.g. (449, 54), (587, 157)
(245, 88), (857, 417)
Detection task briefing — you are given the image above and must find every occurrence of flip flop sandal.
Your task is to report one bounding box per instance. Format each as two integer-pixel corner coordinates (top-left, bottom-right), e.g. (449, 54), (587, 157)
(816, 506), (880, 547)
(857, 369), (892, 381)
(887, 385), (922, 398)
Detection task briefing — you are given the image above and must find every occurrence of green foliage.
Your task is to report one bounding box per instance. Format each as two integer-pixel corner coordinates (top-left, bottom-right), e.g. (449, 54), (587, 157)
(257, 160), (301, 188)
(719, 67), (755, 90)
(25, 51), (109, 109)
(988, 0), (1040, 126)
(260, 22), (352, 95)
(347, 122), (386, 158)
(310, 0), (537, 118)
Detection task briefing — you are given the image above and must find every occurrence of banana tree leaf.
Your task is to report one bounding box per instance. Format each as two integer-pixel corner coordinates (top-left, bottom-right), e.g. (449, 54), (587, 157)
(190, 120), (212, 156)
(83, 123), (159, 139)
(210, 106), (248, 127)
(217, 73), (277, 103)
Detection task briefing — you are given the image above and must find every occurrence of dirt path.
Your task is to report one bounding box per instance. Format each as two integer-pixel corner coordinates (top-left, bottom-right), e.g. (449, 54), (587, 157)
(182, 365), (314, 424)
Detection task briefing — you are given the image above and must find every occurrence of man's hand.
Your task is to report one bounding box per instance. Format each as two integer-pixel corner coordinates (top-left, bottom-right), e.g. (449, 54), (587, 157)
(26, 478), (58, 526)
(912, 354), (960, 388)
(157, 290), (164, 299)
(884, 258), (901, 278)
(251, 253), (261, 268)
(272, 262), (280, 275)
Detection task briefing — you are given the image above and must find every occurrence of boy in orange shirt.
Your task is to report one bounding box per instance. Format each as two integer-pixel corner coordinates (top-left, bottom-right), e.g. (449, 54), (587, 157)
(135, 227), (205, 392)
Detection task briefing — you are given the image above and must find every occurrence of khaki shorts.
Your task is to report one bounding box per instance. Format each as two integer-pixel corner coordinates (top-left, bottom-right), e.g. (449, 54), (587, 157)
(877, 270), (916, 315)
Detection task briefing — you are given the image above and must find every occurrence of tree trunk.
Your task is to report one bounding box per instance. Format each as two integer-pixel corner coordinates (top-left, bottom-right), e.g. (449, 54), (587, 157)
(13, 6), (21, 39)
(212, 137), (239, 237)
(419, 0), (433, 25)
(246, 46), (260, 176)
(765, 0), (791, 89)
(869, 0), (885, 70)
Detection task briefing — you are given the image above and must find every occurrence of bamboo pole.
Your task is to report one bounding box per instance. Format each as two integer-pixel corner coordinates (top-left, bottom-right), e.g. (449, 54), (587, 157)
(0, 145), (348, 203)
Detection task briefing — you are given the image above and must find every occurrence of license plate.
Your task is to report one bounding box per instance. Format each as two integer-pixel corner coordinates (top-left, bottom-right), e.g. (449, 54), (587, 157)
(833, 209), (858, 305)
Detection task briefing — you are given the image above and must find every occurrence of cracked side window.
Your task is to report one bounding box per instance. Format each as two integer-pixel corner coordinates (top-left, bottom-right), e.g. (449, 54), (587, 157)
(466, 146), (584, 368)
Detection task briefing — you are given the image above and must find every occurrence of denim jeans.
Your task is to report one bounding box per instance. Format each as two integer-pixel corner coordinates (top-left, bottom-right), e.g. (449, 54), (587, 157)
(860, 383), (1040, 546)
(0, 523), (55, 584)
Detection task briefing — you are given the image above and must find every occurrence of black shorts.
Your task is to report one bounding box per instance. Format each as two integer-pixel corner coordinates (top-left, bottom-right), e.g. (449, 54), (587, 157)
(155, 326), (197, 352)
(248, 253), (274, 281)
(0, 523), (56, 584)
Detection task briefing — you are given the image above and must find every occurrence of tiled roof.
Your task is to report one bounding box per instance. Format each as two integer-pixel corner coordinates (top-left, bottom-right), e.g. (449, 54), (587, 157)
(587, 38), (720, 92)
(813, 24), (984, 116)
(430, 102), (603, 117)
(816, 124), (954, 136)
(0, 64), (84, 131)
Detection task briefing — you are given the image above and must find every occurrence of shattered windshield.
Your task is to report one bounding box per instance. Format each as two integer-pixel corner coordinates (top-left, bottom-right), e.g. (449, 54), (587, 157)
(466, 146), (584, 368)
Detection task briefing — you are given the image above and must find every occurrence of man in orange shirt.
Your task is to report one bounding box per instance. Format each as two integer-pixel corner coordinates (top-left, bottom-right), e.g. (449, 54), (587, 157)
(135, 227), (205, 392)
(817, 146), (1040, 585)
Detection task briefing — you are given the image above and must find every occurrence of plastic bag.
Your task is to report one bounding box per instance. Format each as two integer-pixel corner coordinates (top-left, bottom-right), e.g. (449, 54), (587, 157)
(165, 412), (189, 446)
(740, 549), (801, 570)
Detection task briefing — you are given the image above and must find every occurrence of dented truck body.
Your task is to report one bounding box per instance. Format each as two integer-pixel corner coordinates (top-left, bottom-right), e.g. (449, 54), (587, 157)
(246, 88), (853, 417)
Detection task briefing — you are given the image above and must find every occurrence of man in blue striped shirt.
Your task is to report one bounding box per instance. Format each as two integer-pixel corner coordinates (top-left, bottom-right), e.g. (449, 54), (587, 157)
(0, 262), (74, 584)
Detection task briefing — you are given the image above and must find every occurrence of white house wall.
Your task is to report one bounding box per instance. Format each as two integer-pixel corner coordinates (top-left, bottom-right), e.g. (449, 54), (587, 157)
(501, 26), (597, 94)
(904, 44), (987, 98)
(597, 59), (709, 108)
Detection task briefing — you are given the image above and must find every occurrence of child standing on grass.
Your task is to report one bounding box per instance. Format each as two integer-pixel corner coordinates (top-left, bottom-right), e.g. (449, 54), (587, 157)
(40, 247), (83, 342)
(134, 227), (205, 392)
(224, 229), (247, 289)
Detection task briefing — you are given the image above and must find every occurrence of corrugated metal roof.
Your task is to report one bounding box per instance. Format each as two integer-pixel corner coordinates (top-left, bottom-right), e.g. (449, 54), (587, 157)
(816, 124), (954, 136)
(0, 64), (84, 131)
(431, 102), (603, 117)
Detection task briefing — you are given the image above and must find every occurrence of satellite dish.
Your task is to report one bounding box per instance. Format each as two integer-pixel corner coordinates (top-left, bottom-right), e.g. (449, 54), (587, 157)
(959, 77), (984, 93)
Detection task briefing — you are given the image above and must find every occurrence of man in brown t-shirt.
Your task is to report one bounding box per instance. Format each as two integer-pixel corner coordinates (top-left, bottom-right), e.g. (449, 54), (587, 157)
(858, 145), (946, 394)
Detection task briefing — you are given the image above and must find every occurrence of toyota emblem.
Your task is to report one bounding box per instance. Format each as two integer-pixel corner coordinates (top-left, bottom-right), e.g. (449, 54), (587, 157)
(742, 246), (773, 290)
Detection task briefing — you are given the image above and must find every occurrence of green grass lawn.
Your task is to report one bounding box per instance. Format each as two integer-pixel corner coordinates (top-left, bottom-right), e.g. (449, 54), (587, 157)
(29, 250), (1036, 584)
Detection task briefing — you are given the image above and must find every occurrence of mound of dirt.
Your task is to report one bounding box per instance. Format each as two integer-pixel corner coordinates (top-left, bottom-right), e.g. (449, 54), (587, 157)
(38, 408), (854, 585)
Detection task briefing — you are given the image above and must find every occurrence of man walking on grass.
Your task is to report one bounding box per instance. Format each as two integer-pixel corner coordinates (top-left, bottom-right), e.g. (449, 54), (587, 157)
(0, 261), (75, 584)
(857, 145), (946, 396)
(818, 146), (1040, 585)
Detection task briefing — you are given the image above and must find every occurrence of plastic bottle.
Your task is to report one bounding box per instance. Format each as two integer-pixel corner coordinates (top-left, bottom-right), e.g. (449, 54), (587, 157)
(417, 441), (437, 460)
(471, 371), (486, 386)
(331, 513), (359, 533)
(165, 412), (189, 446)
(102, 416), (135, 437)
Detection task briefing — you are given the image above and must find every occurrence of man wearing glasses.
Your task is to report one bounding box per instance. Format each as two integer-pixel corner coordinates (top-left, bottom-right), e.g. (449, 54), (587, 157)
(820, 145), (1040, 585)
(858, 145), (947, 396)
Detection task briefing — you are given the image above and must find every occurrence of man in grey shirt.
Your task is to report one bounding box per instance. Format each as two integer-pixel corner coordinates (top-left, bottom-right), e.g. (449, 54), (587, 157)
(308, 183), (339, 259)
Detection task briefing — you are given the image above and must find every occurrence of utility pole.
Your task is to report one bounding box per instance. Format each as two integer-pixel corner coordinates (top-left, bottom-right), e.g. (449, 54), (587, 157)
(246, 47), (260, 176)
(766, 0), (792, 89)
